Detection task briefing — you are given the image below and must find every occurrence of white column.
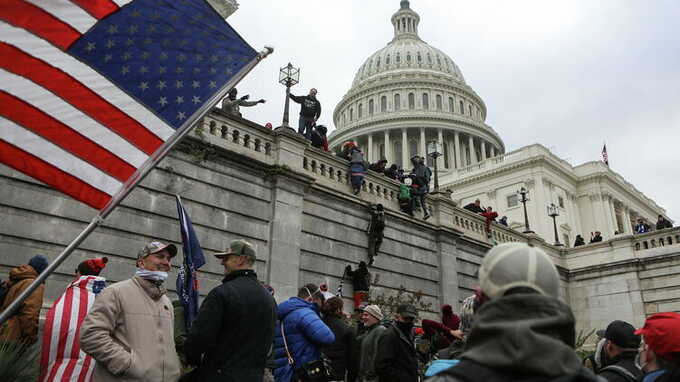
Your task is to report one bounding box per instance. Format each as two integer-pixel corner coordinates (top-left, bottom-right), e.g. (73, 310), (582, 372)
(401, 128), (408, 168)
(437, 128), (445, 169)
(454, 132), (461, 168)
(468, 135), (478, 163)
(623, 207), (633, 234)
(481, 141), (487, 161)
(367, 133), (373, 163)
(419, 127), (427, 158)
(384, 130), (391, 163)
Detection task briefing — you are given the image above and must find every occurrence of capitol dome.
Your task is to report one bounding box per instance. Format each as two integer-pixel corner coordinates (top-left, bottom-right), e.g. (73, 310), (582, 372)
(329, 0), (505, 173)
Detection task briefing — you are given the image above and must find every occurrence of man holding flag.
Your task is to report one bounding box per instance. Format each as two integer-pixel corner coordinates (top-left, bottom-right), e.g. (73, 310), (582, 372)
(184, 239), (277, 381)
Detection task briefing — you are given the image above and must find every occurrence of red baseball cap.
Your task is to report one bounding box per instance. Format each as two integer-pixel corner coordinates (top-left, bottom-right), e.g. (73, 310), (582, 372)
(635, 312), (680, 357)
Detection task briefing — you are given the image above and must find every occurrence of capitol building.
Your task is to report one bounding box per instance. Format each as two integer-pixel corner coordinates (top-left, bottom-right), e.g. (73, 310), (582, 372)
(328, 0), (670, 245)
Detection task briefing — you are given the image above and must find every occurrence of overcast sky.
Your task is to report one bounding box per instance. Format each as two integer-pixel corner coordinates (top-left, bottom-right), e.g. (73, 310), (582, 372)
(228, 0), (680, 221)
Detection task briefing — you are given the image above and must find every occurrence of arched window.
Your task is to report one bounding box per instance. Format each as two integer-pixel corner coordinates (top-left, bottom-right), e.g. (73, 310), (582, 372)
(394, 141), (403, 167)
(427, 53), (432, 64)
(448, 97), (454, 112)
(396, 52), (401, 63)
(417, 52), (422, 63)
(368, 99), (374, 116)
(381, 96), (387, 112)
(394, 94), (401, 110)
(386, 54), (391, 65)
(358, 103), (363, 118)
(436, 94), (442, 110)
(422, 93), (429, 110)
(459, 100), (464, 114)
(409, 139), (418, 159)
(406, 52), (412, 63)
(349, 108), (353, 121)
(376, 56), (380, 68)
(408, 93), (415, 110)
(436, 55), (442, 66)
(469, 105), (472, 116)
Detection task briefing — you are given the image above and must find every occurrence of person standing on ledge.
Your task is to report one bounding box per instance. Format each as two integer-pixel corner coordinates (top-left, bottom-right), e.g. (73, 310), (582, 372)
(221, 87), (265, 118)
(290, 88), (321, 140)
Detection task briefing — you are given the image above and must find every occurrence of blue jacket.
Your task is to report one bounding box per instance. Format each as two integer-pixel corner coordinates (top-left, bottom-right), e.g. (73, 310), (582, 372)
(272, 297), (335, 382)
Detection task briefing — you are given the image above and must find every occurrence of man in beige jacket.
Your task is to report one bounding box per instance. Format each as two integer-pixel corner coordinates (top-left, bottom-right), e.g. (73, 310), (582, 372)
(80, 241), (181, 382)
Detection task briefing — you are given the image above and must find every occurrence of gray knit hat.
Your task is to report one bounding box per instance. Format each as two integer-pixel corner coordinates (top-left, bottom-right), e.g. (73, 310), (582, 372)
(478, 243), (560, 299)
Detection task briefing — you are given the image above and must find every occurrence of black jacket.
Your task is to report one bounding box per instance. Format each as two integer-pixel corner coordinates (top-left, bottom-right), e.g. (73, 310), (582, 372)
(322, 315), (358, 381)
(428, 294), (605, 382)
(184, 269), (277, 382)
(463, 203), (485, 214)
(290, 94), (321, 119)
(656, 219), (672, 230)
(598, 352), (643, 382)
(375, 323), (418, 382)
(590, 235), (603, 243)
(345, 265), (370, 292)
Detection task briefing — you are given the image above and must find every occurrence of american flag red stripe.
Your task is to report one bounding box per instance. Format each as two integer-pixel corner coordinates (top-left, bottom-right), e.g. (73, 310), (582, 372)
(0, 92), (136, 181)
(1, 0), (176, 210)
(40, 276), (106, 382)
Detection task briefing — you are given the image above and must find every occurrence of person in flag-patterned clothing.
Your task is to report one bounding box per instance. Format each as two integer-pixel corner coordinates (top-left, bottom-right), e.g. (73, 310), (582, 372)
(39, 257), (108, 382)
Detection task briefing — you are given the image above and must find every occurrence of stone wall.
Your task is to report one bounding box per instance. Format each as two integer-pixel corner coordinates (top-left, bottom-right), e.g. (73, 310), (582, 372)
(1, 109), (678, 331)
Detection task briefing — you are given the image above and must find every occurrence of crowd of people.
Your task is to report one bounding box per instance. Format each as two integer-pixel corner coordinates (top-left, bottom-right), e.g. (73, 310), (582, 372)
(2, 240), (678, 382)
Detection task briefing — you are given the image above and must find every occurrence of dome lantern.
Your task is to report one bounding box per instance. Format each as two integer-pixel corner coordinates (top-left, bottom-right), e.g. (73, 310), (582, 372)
(392, 0), (420, 41)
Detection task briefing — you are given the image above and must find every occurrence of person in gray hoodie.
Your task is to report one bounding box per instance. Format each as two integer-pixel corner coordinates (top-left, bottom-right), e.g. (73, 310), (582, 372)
(426, 243), (605, 382)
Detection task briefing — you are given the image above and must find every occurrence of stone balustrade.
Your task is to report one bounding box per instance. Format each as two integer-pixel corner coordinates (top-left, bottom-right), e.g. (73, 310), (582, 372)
(633, 227), (680, 251)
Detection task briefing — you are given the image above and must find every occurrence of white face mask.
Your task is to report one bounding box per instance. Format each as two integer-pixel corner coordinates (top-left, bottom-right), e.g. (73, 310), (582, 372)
(135, 268), (168, 282)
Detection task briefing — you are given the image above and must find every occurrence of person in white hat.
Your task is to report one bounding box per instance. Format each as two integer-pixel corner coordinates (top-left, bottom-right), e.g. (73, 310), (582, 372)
(80, 241), (180, 382)
(427, 243), (601, 382)
(358, 305), (386, 382)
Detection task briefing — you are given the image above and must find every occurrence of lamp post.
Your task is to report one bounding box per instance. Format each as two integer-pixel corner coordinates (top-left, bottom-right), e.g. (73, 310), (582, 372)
(517, 187), (533, 234)
(277, 62), (299, 131)
(427, 141), (442, 193)
(547, 203), (563, 246)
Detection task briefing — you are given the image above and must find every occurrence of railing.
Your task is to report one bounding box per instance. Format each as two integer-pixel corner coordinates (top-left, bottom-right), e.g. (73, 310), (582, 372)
(633, 227), (680, 251)
(450, 208), (525, 244)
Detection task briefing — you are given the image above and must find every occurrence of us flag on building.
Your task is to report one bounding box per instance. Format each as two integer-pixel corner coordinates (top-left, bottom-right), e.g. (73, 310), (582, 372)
(39, 276), (107, 382)
(602, 144), (609, 166)
(0, 0), (263, 211)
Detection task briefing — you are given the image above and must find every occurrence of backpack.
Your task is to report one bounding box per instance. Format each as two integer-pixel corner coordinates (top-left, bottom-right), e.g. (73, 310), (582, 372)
(398, 184), (411, 200)
(0, 280), (10, 307)
(598, 365), (640, 382)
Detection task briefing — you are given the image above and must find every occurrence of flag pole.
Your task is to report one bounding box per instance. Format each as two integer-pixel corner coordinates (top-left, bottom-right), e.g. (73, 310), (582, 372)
(0, 46), (274, 326)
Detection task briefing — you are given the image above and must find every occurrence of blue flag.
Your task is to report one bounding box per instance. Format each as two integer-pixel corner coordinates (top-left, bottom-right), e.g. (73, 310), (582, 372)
(176, 195), (206, 331)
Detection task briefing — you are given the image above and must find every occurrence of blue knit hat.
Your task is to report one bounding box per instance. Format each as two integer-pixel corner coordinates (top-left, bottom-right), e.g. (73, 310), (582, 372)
(28, 254), (49, 275)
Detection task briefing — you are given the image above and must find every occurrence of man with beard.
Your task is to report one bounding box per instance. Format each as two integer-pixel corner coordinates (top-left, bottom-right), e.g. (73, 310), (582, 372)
(290, 88), (321, 140)
(597, 320), (643, 382)
(375, 304), (419, 382)
(221, 88), (265, 117)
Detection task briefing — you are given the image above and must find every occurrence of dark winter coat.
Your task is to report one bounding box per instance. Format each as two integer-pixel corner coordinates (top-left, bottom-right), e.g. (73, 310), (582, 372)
(574, 236), (586, 247)
(184, 269), (277, 382)
(322, 315), (357, 381)
(346, 265), (370, 292)
(289, 94), (321, 120)
(358, 323), (387, 381)
(598, 352), (643, 382)
(656, 219), (672, 230)
(427, 294), (605, 382)
(463, 203), (485, 214)
(272, 297), (335, 382)
(375, 323), (418, 382)
(590, 234), (603, 243)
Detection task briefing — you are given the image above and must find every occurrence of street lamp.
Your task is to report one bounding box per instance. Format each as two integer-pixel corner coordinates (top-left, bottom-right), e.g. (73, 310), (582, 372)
(277, 62), (299, 130)
(517, 187), (533, 234)
(427, 141), (442, 193)
(547, 203), (563, 246)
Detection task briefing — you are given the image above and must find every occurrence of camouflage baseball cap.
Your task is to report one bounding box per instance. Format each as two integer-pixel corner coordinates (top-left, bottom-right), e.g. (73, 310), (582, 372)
(214, 239), (256, 261)
(137, 241), (177, 260)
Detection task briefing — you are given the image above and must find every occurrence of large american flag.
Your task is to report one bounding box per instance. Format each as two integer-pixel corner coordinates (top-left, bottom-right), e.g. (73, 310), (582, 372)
(39, 275), (107, 382)
(0, 0), (259, 210)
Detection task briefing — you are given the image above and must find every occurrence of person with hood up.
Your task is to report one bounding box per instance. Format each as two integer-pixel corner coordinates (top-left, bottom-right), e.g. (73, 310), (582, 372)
(40, 257), (109, 382)
(321, 296), (357, 382)
(221, 88), (265, 117)
(575, 234), (586, 247)
(0, 254), (48, 345)
(596, 320), (643, 382)
(374, 304), (420, 382)
(349, 144), (368, 195)
(655, 215), (672, 230)
(410, 156), (432, 220)
(80, 241), (181, 382)
(498, 216), (508, 226)
(634, 312), (680, 382)
(422, 305), (461, 352)
(369, 159), (388, 174)
(310, 124), (329, 151)
(427, 242), (603, 382)
(384, 164), (399, 180)
(345, 262), (371, 310)
(272, 283), (335, 382)
(290, 88), (321, 140)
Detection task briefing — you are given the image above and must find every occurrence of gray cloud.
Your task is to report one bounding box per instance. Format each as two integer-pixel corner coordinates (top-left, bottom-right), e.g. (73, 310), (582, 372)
(228, 0), (680, 220)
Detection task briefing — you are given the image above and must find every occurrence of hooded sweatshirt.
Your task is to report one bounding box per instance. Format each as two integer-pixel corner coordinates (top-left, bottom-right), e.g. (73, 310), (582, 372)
(429, 293), (603, 382)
